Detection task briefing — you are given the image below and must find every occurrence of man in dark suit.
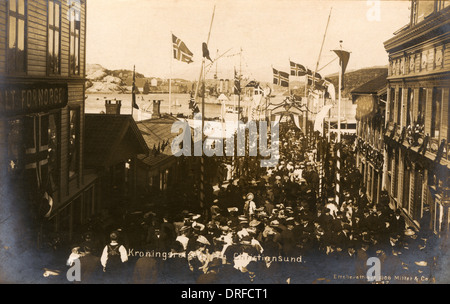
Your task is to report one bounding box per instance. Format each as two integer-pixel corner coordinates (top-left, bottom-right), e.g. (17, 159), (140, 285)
(78, 245), (101, 284)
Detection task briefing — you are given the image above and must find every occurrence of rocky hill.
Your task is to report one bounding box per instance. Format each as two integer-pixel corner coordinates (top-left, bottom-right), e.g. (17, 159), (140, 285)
(86, 64), (140, 93)
(326, 66), (388, 99)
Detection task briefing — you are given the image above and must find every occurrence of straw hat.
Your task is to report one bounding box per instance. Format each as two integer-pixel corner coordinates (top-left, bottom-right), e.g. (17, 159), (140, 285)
(197, 235), (211, 246)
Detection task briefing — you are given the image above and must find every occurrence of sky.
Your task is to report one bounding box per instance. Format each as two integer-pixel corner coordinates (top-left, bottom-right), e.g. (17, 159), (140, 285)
(86, 0), (412, 82)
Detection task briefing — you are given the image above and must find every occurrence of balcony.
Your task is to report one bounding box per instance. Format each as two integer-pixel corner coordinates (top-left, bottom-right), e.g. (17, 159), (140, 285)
(385, 121), (449, 164)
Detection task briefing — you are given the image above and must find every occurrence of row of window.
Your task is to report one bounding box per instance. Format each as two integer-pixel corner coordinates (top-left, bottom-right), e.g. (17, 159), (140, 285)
(411, 0), (450, 25)
(388, 86), (448, 141)
(387, 146), (446, 231)
(7, 0), (82, 75)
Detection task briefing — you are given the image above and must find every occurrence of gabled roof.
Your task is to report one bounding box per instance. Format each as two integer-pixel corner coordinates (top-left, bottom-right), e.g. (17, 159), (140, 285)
(84, 114), (149, 167)
(136, 115), (183, 168)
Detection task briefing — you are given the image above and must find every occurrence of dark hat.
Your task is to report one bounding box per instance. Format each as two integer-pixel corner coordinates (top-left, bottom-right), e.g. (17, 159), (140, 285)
(110, 231), (118, 241)
(209, 258), (222, 269)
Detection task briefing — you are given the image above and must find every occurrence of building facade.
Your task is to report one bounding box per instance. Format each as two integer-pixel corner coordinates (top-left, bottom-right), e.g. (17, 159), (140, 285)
(352, 72), (387, 205)
(383, 1), (450, 235)
(0, 0), (94, 244)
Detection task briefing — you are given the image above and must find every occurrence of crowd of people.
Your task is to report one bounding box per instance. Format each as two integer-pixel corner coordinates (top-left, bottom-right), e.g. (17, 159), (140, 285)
(64, 125), (440, 284)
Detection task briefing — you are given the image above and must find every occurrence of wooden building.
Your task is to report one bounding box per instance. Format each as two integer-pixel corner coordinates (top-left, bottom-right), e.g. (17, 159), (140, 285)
(0, 0), (94, 243)
(84, 110), (149, 218)
(383, 1), (450, 235)
(136, 114), (192, 195)
(352, 71), (388, 205)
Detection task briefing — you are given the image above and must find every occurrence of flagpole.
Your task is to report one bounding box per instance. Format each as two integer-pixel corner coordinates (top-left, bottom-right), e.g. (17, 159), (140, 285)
(336, 42), (343, 206)
(303, 70), (308, 140)
(169, 32), (173, 116)
(195, 5), (216, 101)
(313, 8), (332, 89)
(238, 48), (242, 123)
(132, 65), (135, 117)
(199, 4), (216, 214)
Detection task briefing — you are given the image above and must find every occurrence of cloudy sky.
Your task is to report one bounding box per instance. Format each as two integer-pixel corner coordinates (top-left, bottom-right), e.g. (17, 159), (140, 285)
(86, 0), (411, 81)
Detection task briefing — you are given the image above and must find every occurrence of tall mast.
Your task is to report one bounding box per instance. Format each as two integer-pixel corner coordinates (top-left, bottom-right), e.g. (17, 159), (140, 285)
(169, 32), (173, 115)
(238, 47), (242, 122)
(313, 8), (332, 89)
(132, 64), (136, 117)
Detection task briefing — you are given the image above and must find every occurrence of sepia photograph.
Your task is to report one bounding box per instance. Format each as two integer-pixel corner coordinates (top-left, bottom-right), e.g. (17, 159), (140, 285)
(0, 0), (449, 288)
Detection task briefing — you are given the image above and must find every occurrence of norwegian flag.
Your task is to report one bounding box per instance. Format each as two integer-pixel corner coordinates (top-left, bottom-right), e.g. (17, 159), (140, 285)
(273, 68), (289, 87)
(290, 61), (307, 77)
(24, 115), (54, 218)
(172, 34), (194, 64)
(254, 85), (264, 96)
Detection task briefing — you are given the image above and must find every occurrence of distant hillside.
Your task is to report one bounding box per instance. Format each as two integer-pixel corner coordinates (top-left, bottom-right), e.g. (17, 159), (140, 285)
(326, 66), (388, 99)
(86, 64), (150, 93)
(86, 64), (128, 93)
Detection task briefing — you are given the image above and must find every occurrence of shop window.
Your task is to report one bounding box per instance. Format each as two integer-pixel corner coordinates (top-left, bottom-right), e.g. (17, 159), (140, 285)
(7, 0), (27, 74)
(431, 88), (442, 139)
(406, 88), (413, 127)
(7, 119), (23, 176)
(403, 162), (411, 210)
(417, 88), (426, 126)
(48, 0), (61, 75)
(48, 112), (60, 192)
(393, 151), (399, 199)
(397, 88), (402, 125)
(389, 88), (395, 123)
(68, 108), (80, 180)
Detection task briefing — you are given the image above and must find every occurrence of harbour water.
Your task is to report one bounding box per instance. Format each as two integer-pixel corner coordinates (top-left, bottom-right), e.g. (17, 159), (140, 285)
(85, 92), (256, 120)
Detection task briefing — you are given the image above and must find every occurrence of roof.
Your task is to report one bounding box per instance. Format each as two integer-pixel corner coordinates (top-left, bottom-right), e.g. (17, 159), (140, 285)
(136, 114), (183, 168)
(351, 71), (388, 95)
(217, 93), (229, 101)
(84, 114), (149, 167)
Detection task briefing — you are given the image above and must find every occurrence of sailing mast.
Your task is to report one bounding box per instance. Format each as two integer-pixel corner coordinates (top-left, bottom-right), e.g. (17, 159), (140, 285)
(132, 65), (136, 117)
(198, 5), (216, 212)
(313, 8), (332, 90)
(238, 47), (242, 123)
(169, 32), (173, 115)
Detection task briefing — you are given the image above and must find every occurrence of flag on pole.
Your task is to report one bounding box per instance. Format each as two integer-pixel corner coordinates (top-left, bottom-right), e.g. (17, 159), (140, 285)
(314, 104), (333, 135)
(254, 85), (264, 96)
(132, 65), (139, 110)
(273, 68), (289, 87)
(202, 42), (213, 62)
(172, 34), (194, 64)
(234, 68), (241, 94)
(333, 50), (350, 90)
(290, 61), (307, 76)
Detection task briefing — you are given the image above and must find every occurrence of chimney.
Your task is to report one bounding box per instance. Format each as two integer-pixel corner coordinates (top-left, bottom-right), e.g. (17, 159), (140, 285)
(152, 100), (161, 118)
(105, 99), (122, 115)
(225, 79), (229, 94)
